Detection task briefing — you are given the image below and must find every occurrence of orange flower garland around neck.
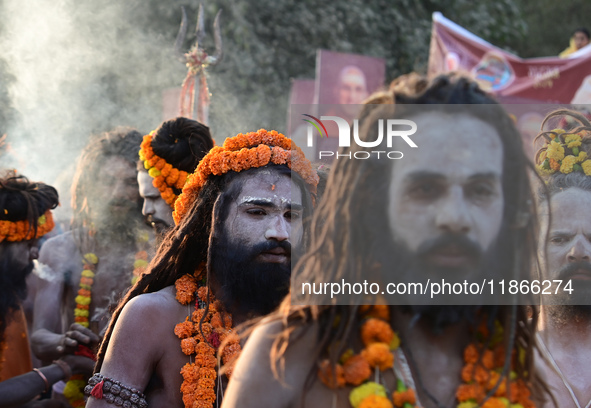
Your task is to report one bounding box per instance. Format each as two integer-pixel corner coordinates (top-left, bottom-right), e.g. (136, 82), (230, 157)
(0, 209), (55, 243)
(172, 129), (319, 224)
(174, 265), (241, 408)
(317, 306), (536, 408)
(139, 131), (189, 207)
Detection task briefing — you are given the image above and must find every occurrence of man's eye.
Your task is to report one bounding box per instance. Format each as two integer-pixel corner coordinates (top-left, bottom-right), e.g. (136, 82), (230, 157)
(409, 182), (441, 199)
(550, 236), (567, 244)
(246, 209), (266, 216)
(467, 183), (494, 198)
(286, 211), (301, 220)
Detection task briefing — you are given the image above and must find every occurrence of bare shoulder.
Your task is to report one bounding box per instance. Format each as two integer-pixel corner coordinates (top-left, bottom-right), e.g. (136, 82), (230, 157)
(94, 287), (182, 396)
(222, 318), (319, 408)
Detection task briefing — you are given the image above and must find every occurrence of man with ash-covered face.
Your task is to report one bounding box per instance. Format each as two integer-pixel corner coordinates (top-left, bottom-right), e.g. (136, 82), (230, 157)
(29, 128), (148, 405)
(137, 117), (214, 239)
(223, 75), (545, 408)
(86, 129), (317, 408)
(533, 109), (591, 408)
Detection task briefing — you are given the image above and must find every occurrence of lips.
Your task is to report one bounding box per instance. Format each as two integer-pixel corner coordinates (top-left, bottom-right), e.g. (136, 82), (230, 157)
(565, 268), (591, 281)
(259, 247), (290, 263)
(426, 244), (474, 268)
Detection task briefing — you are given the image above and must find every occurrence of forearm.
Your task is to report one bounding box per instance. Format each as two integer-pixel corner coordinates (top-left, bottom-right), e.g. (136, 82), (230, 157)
(30, 329), (64, 362)
(0, 364), (67, 408)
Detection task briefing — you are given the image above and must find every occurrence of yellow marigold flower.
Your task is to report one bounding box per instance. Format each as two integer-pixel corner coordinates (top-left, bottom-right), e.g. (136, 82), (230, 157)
(568, 140), (582, 148)
(389, 332), (400, 350)
(565, 133), (581, 143)
(350, 382), (387, 408)
(550, 128), (565, 139)
(75, 295), (91, 306)
(577, 151), (588, 163)
(81, 269), (95, 278)
(83, 253), (98, 264)
(133, 259), (148, 269)
(38, 214), (47, 225)
(74, 308), (89, 317)
(148, 167), (161, 178)
(582, 160), (591, 176)
(359, 395), (393, 408)
(546, 141), (565, 161)
(63, 380), (86, 400)
(560, 155), (576, 174)
(457, 403), (478, 408)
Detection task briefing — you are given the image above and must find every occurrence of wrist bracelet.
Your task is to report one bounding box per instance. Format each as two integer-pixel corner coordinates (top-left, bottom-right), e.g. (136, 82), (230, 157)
(85, 373), (148, 408)
(52, 359), (72, 380)
(32, 368), (49, 394)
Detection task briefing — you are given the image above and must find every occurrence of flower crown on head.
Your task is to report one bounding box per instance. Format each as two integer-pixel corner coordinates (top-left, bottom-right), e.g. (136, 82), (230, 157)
(0, 209), (55, 243)
(172, 129), (319, 225)
(535, 128), (591, 177)
(139, 131), (189, 207)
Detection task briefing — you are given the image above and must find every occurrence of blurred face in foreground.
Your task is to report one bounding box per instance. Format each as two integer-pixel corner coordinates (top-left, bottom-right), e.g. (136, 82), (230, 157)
(387, 112), (504, 281)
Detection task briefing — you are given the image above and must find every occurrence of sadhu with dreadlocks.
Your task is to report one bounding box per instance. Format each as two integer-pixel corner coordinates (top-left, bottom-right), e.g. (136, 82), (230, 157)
(222, 74), (548, 408)
(137, 117), (214, 239)
(0, 172), (94, 407)
(86, 130), (318, 408)
(30, 128), (149, 405)
(533, 109), (591, 408)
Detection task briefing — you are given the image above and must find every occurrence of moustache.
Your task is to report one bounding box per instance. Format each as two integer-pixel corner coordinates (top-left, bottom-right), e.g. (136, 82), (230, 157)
(558, 261), (591, 280)
(416, 233), (483, 259)
(146, 215), (170, 228)
(250, 240), (292, 259)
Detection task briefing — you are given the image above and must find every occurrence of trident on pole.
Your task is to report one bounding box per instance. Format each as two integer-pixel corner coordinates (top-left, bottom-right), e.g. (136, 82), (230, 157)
(174, 4), (222, 125)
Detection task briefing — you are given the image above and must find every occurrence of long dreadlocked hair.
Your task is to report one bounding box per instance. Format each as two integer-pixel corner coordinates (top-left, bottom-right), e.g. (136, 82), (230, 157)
(70, 127), (143, 251)
(95, 164), (315, 371)
(0, 172), (59, 339)
(262, 73), (546, 405)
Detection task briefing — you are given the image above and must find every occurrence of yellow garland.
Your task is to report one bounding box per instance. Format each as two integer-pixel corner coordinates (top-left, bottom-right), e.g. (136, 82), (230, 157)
(536, 129), (591, 177)
(139, 131), (189, 207)
(173, 129), (319, 224)
(0, 209), (55, 243)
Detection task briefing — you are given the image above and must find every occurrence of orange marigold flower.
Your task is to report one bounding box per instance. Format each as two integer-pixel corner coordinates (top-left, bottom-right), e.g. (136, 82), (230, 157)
(175, 319), (195, 339)
(392, 389), (416, 407)
(198, 286), (209, 302)
(487, 372), (507, 396)
(195, 341), (216, 356)
(135, 250), (148, 260)
(549, 158), (561, 171)
(464, 343), (480, 364)
(175, 274), (197, 305)
(317, 360), (345, 389)
(361, 318), (394, 346)
(195, 386), (216, 402)
(481, 397), (507, 408)
(180, 381), (198, 395)
(361, 343), (394, 370)
(461, 363), (490, 384)
(343, 355), (371, 385)
(482, 349), (495, 370)
(199, 367), (217, 380)
(456, 383), (485, 402)
(181, 337), (197, 355)
(359, 394), (393, 408)
(195, 354), (217, 369)
(180, 362), (200, 382)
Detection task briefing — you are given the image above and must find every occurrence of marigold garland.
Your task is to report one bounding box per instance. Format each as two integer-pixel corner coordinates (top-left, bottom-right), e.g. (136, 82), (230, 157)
(173, 129), (319, 224)
(139, 131), (189, 207)
(536, 129), (591, 177)
(0, 209), (55, 243)
(174, 266), (241, 408)
(317, 307), (536, 408)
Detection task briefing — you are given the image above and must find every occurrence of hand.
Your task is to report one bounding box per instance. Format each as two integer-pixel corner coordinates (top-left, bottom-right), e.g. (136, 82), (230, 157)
(59, 354), (96, 376)
(56, 323), (100, 355)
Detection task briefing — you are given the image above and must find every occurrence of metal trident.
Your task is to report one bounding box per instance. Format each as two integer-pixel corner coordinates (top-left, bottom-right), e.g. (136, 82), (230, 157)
(174, 5), (222, 124)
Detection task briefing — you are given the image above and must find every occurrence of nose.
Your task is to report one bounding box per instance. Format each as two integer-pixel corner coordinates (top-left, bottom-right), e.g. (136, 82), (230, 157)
(142, 199), (155, 218)
(30, 246), (39, 261)
(567, 237), (591, 263)
(435, 186), (471, 235)
(264, 215), (290, 242)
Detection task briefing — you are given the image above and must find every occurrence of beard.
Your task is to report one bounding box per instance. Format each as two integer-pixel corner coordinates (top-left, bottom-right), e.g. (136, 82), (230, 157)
(208, 234), (297, 318)
(544, 261), (591, 322)
(146, 215), (171, 244)
(94, 198), (143, 242)
(0, 253), (34, 329)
